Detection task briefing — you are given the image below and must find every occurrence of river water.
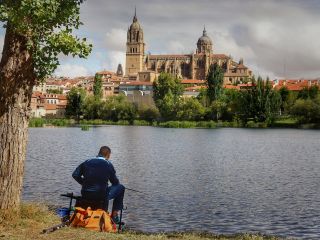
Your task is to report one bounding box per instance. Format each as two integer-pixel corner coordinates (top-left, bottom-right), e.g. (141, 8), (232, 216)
(24, 126), (320, 239)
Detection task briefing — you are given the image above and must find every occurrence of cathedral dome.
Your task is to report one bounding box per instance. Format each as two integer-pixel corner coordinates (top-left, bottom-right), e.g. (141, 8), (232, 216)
(130, 20), (142, 31)
(196, 26), (213, 54)
(197, 27), (212, 45)
(129, 10), (142, 31)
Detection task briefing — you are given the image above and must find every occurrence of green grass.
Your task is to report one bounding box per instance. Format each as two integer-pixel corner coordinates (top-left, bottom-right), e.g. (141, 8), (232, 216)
(30, 117), (319, 129)
(271, 118), (298, 128)
(246, 121), (268, 128)
(80, 125), (90, 131)
(29, 118), (72, 127)
(0, 203), (282, 240)
(29, 118), (46, 127)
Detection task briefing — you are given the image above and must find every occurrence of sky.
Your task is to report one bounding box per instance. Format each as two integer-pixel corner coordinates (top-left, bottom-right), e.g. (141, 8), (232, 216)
(1, 0), (320, 79)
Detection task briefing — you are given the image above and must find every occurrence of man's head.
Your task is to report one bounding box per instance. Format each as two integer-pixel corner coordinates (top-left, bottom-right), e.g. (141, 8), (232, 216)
(98, 146), (111, 159)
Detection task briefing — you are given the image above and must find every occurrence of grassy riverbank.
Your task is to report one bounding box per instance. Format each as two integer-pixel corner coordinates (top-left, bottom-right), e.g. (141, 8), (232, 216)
(0, 203), (280, 240)
(28, 117), (320, 129)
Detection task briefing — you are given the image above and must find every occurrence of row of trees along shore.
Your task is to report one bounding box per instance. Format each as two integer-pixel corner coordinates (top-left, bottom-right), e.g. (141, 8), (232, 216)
(65, 65), (320, 127)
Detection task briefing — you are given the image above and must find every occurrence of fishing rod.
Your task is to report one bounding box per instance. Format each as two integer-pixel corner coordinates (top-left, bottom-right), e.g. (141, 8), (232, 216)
(125, 187), (146, 195)
(26, 155), (147, 195)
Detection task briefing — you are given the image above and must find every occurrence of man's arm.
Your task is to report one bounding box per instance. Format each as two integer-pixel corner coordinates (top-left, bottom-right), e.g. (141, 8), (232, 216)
(72, 162), (84, 185)
(109, 164), (120, 186)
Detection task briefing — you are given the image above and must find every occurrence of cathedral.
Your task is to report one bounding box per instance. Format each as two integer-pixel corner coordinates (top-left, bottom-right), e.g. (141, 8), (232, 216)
(125, 10), (252, 84)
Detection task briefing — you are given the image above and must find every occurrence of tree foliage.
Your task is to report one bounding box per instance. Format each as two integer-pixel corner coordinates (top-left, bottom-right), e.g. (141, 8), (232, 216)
(66, 87), (86, 118)
(238, 76), (281, 123)
(290, 98), (320, 123)
(0, 0), (92, 80)
(100, 95), (137, 123)
(153, 72), (184, 120)
(138, 105), (160, 123)
(206, 63), (224, 104)
(298, 86), (319, 100)
(93, 73), (103, 100)
(176, 97), (206, 121)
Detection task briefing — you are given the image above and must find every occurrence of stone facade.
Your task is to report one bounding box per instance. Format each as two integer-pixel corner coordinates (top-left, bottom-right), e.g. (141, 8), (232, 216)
(125, 11), (252, 84)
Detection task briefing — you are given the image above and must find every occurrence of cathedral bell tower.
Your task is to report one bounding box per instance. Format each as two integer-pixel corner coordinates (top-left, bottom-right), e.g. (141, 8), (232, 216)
(125, 8), (145, 79)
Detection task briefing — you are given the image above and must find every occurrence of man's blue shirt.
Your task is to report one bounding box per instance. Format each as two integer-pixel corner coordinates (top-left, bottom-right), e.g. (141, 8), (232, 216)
(72, 156), (119, 199)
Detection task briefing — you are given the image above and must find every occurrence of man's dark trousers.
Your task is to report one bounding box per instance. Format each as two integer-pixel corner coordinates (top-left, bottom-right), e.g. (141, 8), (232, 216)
(108, 184), (125, 211)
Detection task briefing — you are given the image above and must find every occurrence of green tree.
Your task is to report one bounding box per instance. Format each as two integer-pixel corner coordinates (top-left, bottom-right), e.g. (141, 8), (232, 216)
(66, 87), (87, 121)
(221, 89), (241, 121)
(279, 86), (289, 115)
(298, 85), (319, 100)
(309, 85), (319, 99)
(205, 89), (241, 121)
(283, 91), (298, 113)
(176, 97), (206, 121)
(138, 105), (160, 123)
(211, 100), (227, 121)
(0, 0), (91, 210)
(101, 95), (137, 123)
(83, 95), (103, 120)
(93, 73), (103, 100)
(238, 76), (281, 124)
(153, 72), (184, 120)
(206, 63), (224, 104)
(290, 98), (320, 123)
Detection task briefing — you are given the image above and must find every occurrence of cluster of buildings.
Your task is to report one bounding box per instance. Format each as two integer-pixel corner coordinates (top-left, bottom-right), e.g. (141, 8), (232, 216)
(31, 92), (68, 118)
(125, 10), (252, 84)
(273, 79), (320, 91)
(30, 10), (320, 118)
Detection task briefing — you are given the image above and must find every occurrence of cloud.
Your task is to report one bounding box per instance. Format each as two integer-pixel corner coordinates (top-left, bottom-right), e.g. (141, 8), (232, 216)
(166, 40), (190, 54)
(102, 51), (125, 72)
(104, 28), (127, 52)
(66, 0), (320, 79)
(55, 64), (91, 78)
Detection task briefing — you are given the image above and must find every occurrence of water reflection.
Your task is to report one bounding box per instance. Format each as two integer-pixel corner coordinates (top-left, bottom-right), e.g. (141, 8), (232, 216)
(25, 127), (320, 239)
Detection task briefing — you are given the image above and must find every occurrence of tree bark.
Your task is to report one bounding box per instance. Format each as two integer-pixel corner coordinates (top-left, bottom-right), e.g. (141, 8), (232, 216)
(0, 26), (36, 210)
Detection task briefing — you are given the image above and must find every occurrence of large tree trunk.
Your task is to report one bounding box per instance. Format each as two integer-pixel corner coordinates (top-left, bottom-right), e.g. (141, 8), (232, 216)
(0, 26), (36, 210)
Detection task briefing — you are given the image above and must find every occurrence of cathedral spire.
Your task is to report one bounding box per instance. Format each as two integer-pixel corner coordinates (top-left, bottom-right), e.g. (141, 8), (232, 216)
(203, 25), (207, 37)
(133, 6), (137, 22)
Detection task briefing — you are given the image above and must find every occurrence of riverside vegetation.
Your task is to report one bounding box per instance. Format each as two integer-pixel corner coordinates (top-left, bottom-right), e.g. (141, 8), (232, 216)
(0, 203), (281, 240)
(30, 67), (320, 129)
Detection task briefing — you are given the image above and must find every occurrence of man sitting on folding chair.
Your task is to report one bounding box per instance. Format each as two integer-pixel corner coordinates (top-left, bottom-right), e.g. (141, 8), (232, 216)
(72, 146), (125, 223)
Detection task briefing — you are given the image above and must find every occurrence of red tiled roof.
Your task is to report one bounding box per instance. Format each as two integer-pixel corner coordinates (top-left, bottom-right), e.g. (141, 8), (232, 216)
(57, 104), (67, 109)
(224, 85), (239, 89)
(275, 79), (320, 91)
(45, 104), (57, 111)
(58, 95), (67, 100)
(32, 92), (43, 98)
(238, 83), (254, 87)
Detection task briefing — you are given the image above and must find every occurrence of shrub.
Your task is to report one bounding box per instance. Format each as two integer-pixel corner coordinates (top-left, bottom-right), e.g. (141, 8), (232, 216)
(290, 99), (320, 123)
(29, 118), (45, 127)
